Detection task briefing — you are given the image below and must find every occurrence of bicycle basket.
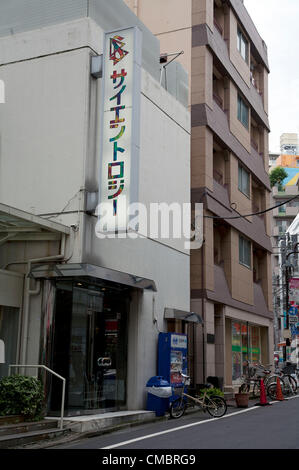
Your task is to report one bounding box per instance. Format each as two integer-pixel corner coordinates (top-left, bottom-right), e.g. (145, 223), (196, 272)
(172, 386), (184, 397)
(282, 364), (296, 374)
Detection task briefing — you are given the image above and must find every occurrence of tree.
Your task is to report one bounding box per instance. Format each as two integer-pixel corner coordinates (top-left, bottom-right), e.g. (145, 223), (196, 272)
(269, 166), (288, 188)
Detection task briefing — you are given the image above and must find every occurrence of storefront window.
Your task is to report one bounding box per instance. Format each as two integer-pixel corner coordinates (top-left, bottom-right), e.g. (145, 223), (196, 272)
(250, 326), (260, 364)
(232, 321), (261, 384)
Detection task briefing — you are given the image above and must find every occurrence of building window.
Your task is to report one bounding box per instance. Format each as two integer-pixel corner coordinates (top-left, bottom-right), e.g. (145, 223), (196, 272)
(238, 164), (250, 197)
(231, 322), (261, 384)
(237, 27), (248, 63)
(237, 94), (249, 129)
(278, 204), (286, 214)
(239, 235), (251, 268)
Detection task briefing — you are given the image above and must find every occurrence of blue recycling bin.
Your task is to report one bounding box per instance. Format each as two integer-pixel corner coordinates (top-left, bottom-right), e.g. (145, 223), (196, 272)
(146, 376), (172, 417)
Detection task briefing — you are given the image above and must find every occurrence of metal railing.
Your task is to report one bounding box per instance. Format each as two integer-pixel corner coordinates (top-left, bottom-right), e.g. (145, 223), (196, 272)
(8, 364), (66, 430)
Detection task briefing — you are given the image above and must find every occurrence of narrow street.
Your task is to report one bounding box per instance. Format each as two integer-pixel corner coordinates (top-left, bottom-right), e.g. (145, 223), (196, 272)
(53, 395), (299, 450)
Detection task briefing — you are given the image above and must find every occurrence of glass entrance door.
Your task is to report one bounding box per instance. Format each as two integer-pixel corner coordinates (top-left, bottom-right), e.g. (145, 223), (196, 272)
(51, 282), (128, 414)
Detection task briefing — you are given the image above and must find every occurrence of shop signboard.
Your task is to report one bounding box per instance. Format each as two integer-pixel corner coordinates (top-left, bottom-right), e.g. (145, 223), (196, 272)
(98, 27), (142, 233)
(289, 278), (299, 306)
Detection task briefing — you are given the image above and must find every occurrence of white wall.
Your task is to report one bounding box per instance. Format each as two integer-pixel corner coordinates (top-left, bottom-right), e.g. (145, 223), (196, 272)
(0, 17), (191, 408)
(0, 269), (23, 307)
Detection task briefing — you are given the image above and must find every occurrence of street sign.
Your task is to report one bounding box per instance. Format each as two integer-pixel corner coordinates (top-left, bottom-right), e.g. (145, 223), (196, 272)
(289, 306), (298, 316)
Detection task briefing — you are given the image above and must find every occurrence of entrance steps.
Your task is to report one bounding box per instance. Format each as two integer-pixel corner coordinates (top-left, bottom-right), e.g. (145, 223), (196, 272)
(0, 411), (160, 448)
(0, 416), (69, 449)
(64, 410), (158, 434)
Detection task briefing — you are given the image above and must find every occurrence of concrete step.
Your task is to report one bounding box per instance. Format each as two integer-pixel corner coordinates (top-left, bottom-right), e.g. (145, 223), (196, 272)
(0, 419), (59, 437)
(0, 415), (24, 426)
(64, 410), (158, 434)
(0, 426), (69, 449)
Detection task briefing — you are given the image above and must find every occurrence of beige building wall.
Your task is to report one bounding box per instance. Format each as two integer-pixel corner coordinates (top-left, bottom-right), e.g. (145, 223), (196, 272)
(205, 301), (216, 378)
(192, 0), (213, 30)
(191, 46), (213, 108)
(191, 126), (213, 190)
(123, 0), (192, 96)
(204, 212), (214, 292)
(261, 67), (268, 115)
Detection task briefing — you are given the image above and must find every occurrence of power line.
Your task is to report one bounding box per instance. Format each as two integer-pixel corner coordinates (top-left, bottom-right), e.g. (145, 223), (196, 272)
(204, 193), (299, 220)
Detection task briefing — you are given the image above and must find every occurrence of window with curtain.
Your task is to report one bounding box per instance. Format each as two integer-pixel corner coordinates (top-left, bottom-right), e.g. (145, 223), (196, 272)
(238, 164), (250, 197)
(237, 94), (249, 129)
(239, 235), (251, 268)
(237, 27), (249, 63)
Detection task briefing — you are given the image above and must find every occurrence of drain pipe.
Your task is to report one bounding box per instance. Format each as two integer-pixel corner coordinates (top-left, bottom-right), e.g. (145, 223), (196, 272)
(20, 234), (66, 365)
(3, 234), (67, 366)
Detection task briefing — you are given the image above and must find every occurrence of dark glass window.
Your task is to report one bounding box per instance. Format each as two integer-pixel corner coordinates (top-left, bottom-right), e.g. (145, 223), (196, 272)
(238, 94), (249, 129)
(237, 27), (249, 63)
(238, 164), (250, 197)
(239, 235), (251, 268)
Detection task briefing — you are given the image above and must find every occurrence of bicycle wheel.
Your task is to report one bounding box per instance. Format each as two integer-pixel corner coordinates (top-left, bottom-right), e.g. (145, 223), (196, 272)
(252, 382), (260, 398)
(169, 398), (186, 419)
(267, 382), (277, 400)
(206, 395), (227, 418)
(283, 375), (297, 395)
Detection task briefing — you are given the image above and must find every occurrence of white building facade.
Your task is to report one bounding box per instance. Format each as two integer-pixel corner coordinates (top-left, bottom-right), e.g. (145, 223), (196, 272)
(0, 0), (191, 415)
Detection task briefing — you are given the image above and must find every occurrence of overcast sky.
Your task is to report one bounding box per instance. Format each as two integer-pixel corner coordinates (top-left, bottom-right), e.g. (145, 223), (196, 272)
(244, 0), (299, 153)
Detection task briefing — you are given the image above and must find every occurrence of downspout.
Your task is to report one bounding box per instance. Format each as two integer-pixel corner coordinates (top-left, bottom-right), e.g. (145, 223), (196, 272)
(4, 234), (67, 366)
(21, 234), (66, 365)
(201, 215), (206, 384)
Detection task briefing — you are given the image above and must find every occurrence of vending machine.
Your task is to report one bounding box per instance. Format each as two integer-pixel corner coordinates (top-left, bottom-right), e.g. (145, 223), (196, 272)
(158, 332), (188, 402)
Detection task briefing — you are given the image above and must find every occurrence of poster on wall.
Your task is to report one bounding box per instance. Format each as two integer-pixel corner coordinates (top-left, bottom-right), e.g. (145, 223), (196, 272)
(98, 27), (142, 233)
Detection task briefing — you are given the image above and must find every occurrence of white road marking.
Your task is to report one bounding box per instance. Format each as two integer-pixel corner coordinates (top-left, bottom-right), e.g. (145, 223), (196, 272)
(100, 395), (299, 449)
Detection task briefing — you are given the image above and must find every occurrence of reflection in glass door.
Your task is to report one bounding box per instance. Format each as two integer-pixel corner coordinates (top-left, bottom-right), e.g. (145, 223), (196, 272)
(52, 282), (129, 414)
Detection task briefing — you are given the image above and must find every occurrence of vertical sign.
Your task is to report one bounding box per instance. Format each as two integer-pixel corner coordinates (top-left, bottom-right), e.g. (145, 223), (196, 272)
(99, 27), (142, 233)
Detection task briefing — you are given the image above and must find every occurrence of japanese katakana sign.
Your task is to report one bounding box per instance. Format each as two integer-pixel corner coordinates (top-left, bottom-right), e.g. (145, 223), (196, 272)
(99, 27), (142, 232)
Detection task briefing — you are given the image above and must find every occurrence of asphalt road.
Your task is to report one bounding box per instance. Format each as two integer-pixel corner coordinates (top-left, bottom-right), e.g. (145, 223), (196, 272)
(53, 395), (299, 450)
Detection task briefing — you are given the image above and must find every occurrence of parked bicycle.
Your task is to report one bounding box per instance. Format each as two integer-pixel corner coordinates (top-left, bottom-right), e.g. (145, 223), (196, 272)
(169, 373), (227, 419)
(267, 363), (297, 399)
(240, 361), (283, 397)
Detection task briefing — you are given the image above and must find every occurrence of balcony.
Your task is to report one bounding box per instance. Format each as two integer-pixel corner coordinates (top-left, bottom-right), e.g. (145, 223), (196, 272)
(273, 225), (287, 237)
(273, 186), (299, 197)
(273, 206), (299, 217)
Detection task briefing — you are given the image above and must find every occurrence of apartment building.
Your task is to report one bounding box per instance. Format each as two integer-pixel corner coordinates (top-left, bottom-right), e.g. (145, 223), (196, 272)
(125, 0), (273, 393)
